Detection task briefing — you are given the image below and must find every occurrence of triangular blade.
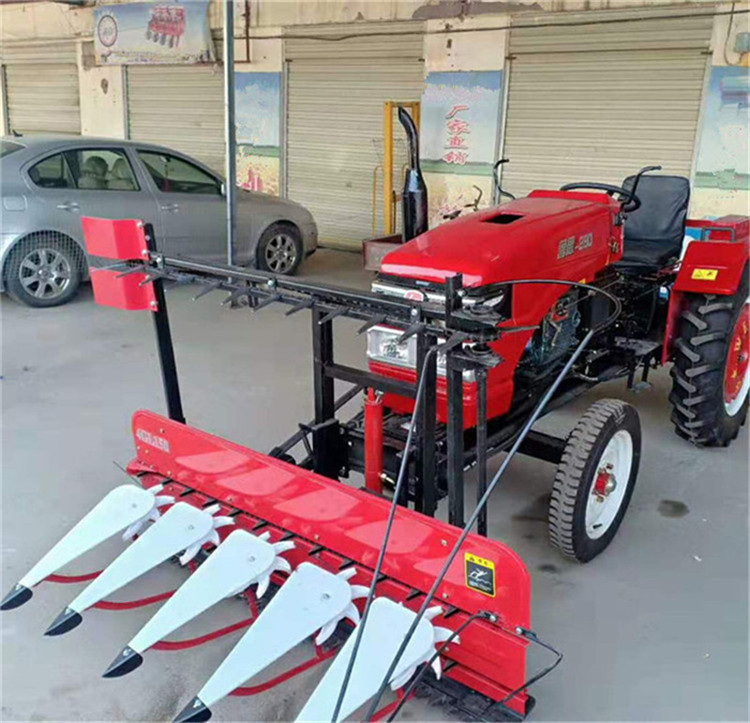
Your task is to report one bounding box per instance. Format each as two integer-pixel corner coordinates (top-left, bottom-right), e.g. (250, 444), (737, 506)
(185, 563), (354, 717)
(296, 598), (437, 723)
(104, 530), (277, 677)
(48, 503), (215, 631)
(2, 485), (159, 611)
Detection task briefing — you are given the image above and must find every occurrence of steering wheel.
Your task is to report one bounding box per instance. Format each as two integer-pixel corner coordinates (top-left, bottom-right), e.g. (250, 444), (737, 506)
(559, 182), (641, 212)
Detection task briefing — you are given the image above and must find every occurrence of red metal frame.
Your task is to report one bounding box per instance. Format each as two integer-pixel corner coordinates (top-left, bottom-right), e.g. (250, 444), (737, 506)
(126, 409), (532, 716)
(662, 215), (749, 364)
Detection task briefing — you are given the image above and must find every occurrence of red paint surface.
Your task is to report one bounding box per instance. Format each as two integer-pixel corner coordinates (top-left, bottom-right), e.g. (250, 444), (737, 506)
(725, 303), (750, 404)
(128, 410), (531, 713)
(674, 238), (749, 296)
(378, 190), (623, 425)
(81, 217), (148, 261)
(89, 268), (157, 311)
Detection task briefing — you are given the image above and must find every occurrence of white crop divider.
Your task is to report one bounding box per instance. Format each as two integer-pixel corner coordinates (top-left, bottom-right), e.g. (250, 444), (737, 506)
(44, 502), (233, 636)
(1, 484), (173, 611)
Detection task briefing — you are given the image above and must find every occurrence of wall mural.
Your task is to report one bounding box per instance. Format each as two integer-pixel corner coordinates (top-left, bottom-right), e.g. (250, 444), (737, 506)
(692, 65), (750, 218)
(419, 71), (503, 226)
(94, 1), (213, 65)
(235, 72), (281, 196)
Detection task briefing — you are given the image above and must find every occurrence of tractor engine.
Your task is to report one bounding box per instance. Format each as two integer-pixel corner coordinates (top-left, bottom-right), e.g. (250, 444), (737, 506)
(521, 292), (581, 372)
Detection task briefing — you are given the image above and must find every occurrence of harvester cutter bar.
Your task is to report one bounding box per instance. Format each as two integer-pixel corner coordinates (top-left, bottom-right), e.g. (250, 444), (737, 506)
(127, 408), (532, 717)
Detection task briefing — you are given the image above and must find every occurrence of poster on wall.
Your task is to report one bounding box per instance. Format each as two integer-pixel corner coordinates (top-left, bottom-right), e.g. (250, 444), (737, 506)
(419, 71), (503, 225)
(692, 66), (749, 218)
(694, 66), (749, 191)
(235, 73), (282, 196)
(94, 1), (213, 65)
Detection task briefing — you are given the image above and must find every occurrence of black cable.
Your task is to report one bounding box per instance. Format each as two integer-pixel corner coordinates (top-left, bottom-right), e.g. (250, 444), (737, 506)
(363, 280), (620, 720)
(329, 344), (441, 723)
(386, 611), (487, 721)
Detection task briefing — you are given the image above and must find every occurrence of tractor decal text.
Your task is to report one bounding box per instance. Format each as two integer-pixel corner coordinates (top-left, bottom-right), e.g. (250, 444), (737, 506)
(135, 428), (171, 453)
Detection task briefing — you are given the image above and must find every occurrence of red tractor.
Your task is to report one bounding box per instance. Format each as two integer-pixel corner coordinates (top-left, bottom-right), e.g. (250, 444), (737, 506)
(1, 110), (747, 722)
(145, 4), (186, 49)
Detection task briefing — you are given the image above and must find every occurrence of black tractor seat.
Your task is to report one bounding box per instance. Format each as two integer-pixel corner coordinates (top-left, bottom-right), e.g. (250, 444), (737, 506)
(617, 174), (690, 272)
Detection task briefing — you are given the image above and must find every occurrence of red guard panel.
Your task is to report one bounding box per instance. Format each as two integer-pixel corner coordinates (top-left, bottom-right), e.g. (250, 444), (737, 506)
(89, 269), (157, 311)
(81, 217), (149, 260)
(128, 410), (532, 714)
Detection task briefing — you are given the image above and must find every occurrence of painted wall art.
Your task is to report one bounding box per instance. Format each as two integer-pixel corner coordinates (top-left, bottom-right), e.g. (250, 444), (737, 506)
(95, 1), (213, 65)
(235, 72), (282, 196)
(692, 65), (750, 218)
(419, 71), (503, 226)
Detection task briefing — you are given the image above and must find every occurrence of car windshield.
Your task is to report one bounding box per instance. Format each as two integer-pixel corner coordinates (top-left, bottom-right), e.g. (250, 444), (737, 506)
(1, 140), (24, 157)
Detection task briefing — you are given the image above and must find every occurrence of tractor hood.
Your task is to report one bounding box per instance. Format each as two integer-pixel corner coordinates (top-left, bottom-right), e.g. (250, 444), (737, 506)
(380, 190), (617, 287)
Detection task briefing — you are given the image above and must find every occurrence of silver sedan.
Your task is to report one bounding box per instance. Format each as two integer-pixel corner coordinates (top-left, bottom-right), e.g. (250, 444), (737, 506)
(1, 136), (317, 307)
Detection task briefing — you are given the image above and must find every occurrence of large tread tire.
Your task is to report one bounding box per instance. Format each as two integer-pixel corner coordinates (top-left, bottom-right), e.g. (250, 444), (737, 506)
(548, 399), (641, 563)
(669, 272), (749, 447)
(5, 235), (83, 308)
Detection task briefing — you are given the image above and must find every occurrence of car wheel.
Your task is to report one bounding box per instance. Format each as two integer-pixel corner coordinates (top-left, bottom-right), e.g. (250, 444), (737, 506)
(256, 223), (303, 275)
(5, 236), (82, 308)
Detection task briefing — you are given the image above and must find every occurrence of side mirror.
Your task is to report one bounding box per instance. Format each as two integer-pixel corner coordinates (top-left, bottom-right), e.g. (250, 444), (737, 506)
(220, 182), (226, 197)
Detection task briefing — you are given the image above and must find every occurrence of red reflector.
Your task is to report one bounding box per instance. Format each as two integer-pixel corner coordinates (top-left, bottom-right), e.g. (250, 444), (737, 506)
(82, 217), (148, 260)
(89, 268), (157, 311)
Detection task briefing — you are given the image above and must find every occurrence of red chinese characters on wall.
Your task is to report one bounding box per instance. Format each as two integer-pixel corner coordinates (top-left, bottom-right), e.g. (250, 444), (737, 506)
(443, 104), (470, 165)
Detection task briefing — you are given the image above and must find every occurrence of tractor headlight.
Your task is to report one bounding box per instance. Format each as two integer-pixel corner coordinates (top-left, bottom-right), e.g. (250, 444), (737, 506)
(367, 326), (417, 369)
(366, 326), (475, 381)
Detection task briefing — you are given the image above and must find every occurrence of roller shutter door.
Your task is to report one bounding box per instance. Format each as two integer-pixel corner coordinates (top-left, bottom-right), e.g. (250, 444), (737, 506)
(286, 23), (425, 249)
(502, 7), (713, 196)
(1, 41), (80, 135)
(127, 65), (224, 172)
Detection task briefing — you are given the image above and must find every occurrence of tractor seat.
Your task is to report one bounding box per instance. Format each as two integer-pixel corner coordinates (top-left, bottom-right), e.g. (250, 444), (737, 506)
(617, 174), (690, 271)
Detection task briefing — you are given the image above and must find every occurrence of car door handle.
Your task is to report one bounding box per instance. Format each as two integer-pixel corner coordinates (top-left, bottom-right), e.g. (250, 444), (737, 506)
(160, 203), (180, 212)
(56, 201), (79, 211)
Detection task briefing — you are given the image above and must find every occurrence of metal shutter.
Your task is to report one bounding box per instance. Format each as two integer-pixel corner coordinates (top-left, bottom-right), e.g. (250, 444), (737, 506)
(501, 7), (713, 197)
(127, 65), (225, 172)
(2, 41), (80, 135)
(286, 23), (425, 250)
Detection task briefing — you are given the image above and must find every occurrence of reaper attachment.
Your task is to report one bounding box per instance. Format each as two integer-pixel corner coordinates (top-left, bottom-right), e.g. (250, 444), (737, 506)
(1, 484), (173, 611)
(174, 562), (368, 722)
(45, 502), (234, 636)
(298, 598), (454, 723)
(103, 529), (295, 678)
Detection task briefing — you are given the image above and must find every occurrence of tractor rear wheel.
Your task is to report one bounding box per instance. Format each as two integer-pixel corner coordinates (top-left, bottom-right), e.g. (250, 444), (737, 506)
(670, 274), (749, 447)
(548, 399), (641, 562)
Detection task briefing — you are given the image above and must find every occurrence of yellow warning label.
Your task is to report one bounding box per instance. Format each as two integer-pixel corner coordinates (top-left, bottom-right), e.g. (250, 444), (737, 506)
(464, 553), (496, 598)
(691, 268), (719, 281)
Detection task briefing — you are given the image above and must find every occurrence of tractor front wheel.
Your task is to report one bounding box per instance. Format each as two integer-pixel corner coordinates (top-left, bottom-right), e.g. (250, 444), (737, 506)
(548, 399), (641, 562)
(670, 274), (749, 446)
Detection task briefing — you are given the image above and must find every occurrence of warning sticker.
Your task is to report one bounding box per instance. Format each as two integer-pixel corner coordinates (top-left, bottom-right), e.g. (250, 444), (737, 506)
(464, 553), (496, 597)
(691, 268), (719, 281)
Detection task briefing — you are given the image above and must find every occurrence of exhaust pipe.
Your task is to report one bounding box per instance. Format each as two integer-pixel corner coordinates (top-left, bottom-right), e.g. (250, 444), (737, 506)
(398, 107), (428, 242)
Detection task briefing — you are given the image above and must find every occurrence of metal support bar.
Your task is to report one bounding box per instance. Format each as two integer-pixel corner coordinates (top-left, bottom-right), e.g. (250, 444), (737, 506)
(416, 333), (438, 516)
(223, 0), (237, 265)
(145, 225), (185, 424)
(324, 363), (417, 399)
(475, 368), (488, 537)
(312, 308), (339, 479)
(517, 430), (566, 465)
(446, 355), (464, 527)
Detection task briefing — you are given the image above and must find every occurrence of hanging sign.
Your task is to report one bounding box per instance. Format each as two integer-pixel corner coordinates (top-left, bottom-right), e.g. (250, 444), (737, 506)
(95, 1), (214, 65)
